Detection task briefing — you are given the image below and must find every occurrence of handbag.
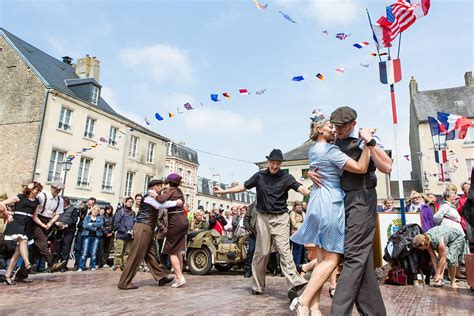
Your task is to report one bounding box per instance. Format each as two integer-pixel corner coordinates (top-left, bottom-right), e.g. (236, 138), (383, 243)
(385, 267), (407, 286)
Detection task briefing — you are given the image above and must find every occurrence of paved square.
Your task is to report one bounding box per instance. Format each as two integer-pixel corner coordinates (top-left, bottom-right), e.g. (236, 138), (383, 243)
(1, 269), (473, 315)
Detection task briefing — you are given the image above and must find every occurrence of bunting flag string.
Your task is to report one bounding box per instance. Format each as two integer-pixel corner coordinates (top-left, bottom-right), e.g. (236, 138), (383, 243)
(136, 2), (407, 127)
(253, 0), (267, 11)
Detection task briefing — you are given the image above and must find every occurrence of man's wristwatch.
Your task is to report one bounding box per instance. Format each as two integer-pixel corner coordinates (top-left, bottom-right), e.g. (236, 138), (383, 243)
(366, 139), (377, 147)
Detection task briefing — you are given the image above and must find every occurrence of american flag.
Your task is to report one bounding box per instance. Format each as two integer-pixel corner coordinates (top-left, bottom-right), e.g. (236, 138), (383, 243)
(335, 33), (350, 40)
(374, 0), (430, 47)
(183, 102), (193, 110)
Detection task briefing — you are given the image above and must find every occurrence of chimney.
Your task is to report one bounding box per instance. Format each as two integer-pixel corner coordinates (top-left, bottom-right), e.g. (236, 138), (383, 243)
(464, 71), (473, 87)
(61, 56), (73, 65)
(409, 75), (418, 98)
(167, 141), (173, 156)
(75, 54), (100, 82)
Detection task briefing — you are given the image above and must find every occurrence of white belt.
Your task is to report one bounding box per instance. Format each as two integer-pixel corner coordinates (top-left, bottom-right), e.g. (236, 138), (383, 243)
(15, 212), (33, 218)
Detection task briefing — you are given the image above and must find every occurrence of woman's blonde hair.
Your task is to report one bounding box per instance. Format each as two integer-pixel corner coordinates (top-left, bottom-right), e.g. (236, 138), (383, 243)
(412, 234), (430, 248)
(90, 205), (101, 214)
(309, 120), (328, 141)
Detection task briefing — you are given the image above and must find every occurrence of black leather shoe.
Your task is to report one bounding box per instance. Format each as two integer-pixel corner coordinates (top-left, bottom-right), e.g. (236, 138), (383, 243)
(16, 278), (33, 283)
(244, 270), (252, 278)
(288, 283), (307, 300)
(251, 289), (262, 295)
(158, 276), (175, 286)
(27, 264), (38, 275)
(296, 264), (306, 274)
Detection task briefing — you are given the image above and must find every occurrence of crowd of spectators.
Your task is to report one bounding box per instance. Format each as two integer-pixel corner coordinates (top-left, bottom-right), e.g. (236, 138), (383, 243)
(0, 176), (471, 290)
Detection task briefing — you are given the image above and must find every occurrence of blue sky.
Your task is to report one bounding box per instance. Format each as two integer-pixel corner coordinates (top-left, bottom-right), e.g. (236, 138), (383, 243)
(1, 0), (472, 184)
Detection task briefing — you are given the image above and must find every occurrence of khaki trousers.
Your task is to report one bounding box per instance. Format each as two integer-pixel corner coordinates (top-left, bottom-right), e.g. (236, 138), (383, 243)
(118, 223), (168, 288)
(113, 238), (132, 269)
(251, 212), (307, 292)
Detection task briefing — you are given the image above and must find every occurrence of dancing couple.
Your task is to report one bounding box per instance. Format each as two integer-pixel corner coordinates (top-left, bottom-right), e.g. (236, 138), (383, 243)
(290, 107), (392, 315)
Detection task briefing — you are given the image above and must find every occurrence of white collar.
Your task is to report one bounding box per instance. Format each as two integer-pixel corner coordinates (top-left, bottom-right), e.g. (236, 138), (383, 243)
(348, 124), (359, 139)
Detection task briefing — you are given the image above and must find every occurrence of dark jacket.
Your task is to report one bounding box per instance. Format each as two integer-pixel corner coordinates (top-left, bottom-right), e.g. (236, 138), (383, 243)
(77, 206), (90, 231)
(59, 205), (78, 231)
(113, 207), (135, 240)
(335, 137), (377, 191)
(81, 215), (104, 237)
(243, 202), (257, 235)
(135, 194), (160, 228)
(102, 214), (114, 235)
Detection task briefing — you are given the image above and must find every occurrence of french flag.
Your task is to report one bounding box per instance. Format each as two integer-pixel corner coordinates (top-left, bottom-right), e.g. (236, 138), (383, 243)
(428, 116), (448, 138)
(353, 41), (370, 49)
(239, 89), (250, 95)
(379, 59), (402, 84)
(437, 112), (472, 140)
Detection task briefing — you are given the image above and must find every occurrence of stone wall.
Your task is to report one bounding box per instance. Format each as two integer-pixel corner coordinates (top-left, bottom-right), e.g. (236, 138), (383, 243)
(0, 36), (45, 196)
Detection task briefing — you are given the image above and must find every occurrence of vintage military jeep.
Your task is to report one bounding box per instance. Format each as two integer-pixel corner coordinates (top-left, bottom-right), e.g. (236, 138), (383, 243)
(186, 230), (247, 275)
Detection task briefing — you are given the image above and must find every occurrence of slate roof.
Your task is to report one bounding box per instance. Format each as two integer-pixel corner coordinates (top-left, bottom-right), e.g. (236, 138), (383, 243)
(0, 28), (116, 114)
(168, 143), (199, 165)
(0, 28), (169, 142)
(65, 78), (101, 87)
(282, 140), (314, 161)
(413, 81), (474, 122)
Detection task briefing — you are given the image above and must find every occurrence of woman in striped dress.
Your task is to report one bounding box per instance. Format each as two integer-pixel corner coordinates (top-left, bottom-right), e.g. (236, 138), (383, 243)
(290, 110), (373, 315)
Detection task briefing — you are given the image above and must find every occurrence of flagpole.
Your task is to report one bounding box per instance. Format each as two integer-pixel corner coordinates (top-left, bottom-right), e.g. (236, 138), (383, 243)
(366, 9), (383, 63)
(387, 53), (406, 226)
(397, 33), (402, 59)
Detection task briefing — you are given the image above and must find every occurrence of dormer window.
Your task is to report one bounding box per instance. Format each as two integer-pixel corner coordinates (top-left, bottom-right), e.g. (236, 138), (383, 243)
(91, 85), (99, 105)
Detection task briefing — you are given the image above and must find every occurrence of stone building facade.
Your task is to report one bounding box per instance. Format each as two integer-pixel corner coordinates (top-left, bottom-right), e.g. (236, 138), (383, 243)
(409, 72), (474, 195)
(196, 176), (256, 211)
(0, 28), (170, 205)
(0, 32), (45, 195)
(165, 142), (199, 209)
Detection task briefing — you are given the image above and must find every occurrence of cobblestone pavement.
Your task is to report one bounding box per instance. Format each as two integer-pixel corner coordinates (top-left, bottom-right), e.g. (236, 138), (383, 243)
(1, 269), (473, 315)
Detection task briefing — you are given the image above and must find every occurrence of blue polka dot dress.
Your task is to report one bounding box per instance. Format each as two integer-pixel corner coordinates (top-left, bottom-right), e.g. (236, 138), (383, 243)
(290, 142), (349, 254)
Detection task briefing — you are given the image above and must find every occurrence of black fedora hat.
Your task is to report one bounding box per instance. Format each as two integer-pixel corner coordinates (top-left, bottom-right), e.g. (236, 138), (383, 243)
(266, 149), (284, 161)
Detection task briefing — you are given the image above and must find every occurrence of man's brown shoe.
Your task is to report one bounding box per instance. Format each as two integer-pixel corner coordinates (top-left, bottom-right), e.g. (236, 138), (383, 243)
(118, 283), (139, 290)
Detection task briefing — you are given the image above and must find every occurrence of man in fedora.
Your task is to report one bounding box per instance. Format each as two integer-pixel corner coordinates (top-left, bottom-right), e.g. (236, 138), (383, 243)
(309, 106), (392, 315)
(214, 149), (310, 299)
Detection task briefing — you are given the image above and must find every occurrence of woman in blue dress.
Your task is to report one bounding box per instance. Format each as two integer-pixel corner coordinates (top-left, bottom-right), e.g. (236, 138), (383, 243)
(290, 110), (372, 315)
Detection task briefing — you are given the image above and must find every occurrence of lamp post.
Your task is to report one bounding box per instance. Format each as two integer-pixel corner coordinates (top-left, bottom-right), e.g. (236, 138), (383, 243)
(62, 160), (73, 197)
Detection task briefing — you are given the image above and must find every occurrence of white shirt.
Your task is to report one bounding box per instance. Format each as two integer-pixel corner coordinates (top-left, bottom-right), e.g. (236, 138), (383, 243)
(144, 196), (177, 209)
(434, 202), (465, 235)
(348, 124), (384, 149)
(37, 191), (64, 218)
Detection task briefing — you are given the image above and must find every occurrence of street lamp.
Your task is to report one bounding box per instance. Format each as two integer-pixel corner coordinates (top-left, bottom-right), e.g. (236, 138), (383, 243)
(62, 160), (73, 197)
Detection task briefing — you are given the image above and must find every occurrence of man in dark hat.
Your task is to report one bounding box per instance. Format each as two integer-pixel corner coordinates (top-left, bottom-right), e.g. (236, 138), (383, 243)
(214, 149), (310, 299)
(310, 106), (392, 316)
(118, 179), (183, 290)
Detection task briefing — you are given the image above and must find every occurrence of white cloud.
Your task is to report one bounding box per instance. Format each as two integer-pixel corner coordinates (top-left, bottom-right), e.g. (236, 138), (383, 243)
(182, 107), (264, 138)
(47, 36), (80, 59)
(275, 0), (361, 25)
(307, 0), (360, 25)
(119, 44), (193, 84)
